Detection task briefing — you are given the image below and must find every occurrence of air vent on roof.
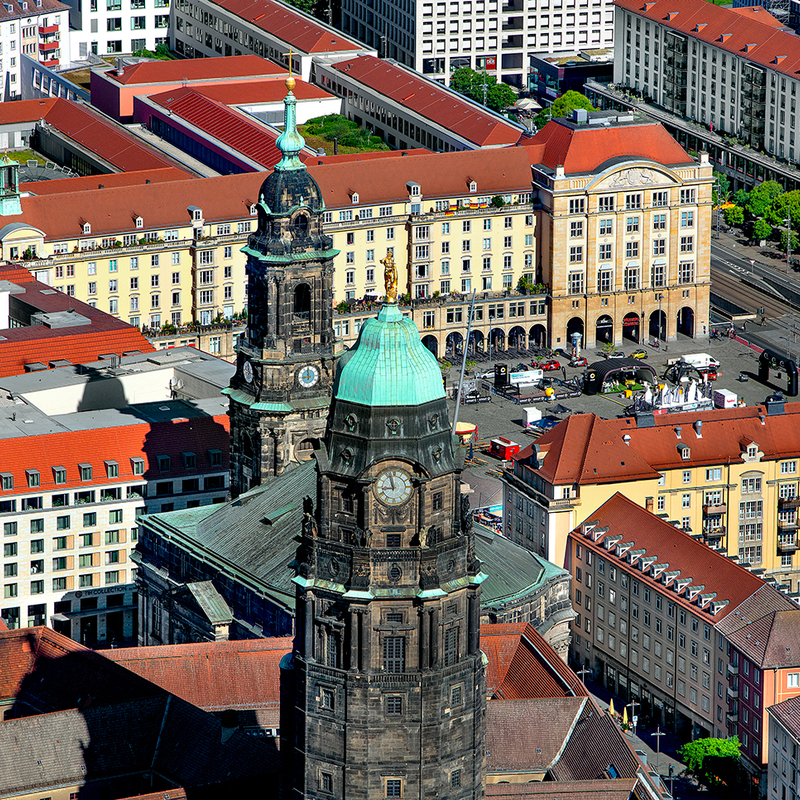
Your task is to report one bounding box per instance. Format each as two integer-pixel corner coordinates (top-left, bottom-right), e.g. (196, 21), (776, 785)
(667, 11), (679, 20)
(776, 55), (788, 65)
(695, 23), (707, 32)
(159, 406), (171, 411)
(745, 43), (757, 53)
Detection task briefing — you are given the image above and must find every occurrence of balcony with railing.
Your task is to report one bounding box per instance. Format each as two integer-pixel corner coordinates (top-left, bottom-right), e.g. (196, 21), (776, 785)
(703, 503), (727, 515)
(779, 496), (800, 509)
(778, 534), (799, 554)
(726, 686), (738, 701)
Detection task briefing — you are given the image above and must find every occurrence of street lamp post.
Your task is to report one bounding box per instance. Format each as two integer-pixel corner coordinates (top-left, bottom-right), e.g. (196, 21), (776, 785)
(626, 698), (640, 736)
(576, 666), (592, 684)
(651, 726), (666, 781)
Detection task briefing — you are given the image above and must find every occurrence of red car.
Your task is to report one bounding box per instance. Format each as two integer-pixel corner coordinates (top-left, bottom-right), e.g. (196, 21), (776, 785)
(532, 359), (560, 371)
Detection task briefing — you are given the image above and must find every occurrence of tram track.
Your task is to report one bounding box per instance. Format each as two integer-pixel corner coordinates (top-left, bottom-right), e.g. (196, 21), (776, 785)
(711, 267), (798, 320)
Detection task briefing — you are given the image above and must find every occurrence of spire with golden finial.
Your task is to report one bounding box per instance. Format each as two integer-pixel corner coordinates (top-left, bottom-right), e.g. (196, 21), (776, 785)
(274, 49), (305, 172)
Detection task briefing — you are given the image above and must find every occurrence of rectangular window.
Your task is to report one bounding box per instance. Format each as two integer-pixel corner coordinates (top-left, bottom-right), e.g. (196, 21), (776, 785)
(384, 636), (405, 673)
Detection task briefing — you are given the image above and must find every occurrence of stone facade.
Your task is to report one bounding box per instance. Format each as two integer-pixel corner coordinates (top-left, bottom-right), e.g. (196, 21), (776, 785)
(225, 82), (341, 497)
(280, 302), (486, 800)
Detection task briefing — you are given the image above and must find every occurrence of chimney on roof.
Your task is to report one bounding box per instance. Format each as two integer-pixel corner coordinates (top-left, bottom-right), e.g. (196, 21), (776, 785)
(675, 426), (682, 440)
(694, 420), (703, 438)
(759, 414), (766, 426)
(766, 392), (785, 415)
(623, 434), (631, 446)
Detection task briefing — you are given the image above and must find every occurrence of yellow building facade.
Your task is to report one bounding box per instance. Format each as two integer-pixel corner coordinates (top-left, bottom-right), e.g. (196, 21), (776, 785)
(503, 401), (800, 590)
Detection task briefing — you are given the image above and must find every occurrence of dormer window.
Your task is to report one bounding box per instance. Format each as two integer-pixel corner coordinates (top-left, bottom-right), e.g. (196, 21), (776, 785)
(407, 182), (421, 197)
(26, 469), (40, 488)
(82, 222), (91, 235)
(250, 204), (257, 216)
(351, 192), (360, 204)
(135, 216), (144, 229)
(748, 444), (758, 459)
(469, 180), (477, 193)
(678, 444), (691, 460)
(188, 206), (203, 222)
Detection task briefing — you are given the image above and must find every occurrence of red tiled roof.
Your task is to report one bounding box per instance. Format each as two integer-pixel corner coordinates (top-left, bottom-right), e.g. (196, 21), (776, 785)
(184, 78), (333, 104)
(21, 167), (189, 195)
(6, 146), (542, 241)
(40, 99), (185, 173)
(0, 98), (58, 123)
(615, 0), (800, 80)
(532, 116), (692, 174)
(110, 54), (284, 85)
(517, 413), (659, 486)
(0, 269), (154, 377)
(210, 0), (362, 53)
(769, 695), (800, 739)
(486, 696), (587, 771)
(518, 404), (800, 485)
(330, 56), (522, 147)
(481, 623), (588, 700)
(103, 638), (291, 718)
(0, 626), (162, 707)
(0, 414), (229, 495)
(730, 5), (785, 27)
(570, 494), (787, 623)
(486, 780), (637, 799)
(145, 88), (288, 169)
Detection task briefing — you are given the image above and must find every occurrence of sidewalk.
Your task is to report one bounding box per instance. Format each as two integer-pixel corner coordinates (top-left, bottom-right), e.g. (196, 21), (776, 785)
(583, 677), (712, 798)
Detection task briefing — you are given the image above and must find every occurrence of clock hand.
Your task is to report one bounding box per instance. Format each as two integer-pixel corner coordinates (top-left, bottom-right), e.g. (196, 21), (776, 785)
(389, 474), (395, 490)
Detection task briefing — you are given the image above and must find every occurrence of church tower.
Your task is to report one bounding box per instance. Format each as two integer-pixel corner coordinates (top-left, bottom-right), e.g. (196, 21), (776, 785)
(280, 273), (486, 800)
(225, 76), (339, 497)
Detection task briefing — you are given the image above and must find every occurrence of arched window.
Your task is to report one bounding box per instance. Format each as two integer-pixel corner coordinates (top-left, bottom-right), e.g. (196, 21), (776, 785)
(294, 213), (309, 235)
(296, 438), (315, 461)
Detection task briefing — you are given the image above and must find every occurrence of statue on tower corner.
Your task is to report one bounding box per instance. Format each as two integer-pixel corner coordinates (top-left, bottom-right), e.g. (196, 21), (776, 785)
(381, 251), (398, 304)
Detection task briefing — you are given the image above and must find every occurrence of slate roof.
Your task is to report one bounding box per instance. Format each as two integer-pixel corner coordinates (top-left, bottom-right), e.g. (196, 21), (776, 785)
(615, 0), (800, 81)
(724, 609), (800, 668)
(532, 115), (692, 175)
(103, 638), (291, 716)
(486, 696), (587, 772)
(109, 54), (284, 85)
(769, 695), (800, 739)
(481, 623), (588, 700)
(516, 404), (800, 486)
(550, 702), (645, 783)
(330, 55), (522, 147)
(571, 494), (793, 624)
(209, 0), (363, 53)
(143, 458), (317, 608)
(0, 694), (279, 796)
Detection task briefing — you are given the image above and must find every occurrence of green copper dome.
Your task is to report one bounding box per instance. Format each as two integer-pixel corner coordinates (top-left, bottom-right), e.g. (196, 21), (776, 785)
(333, 303), (445, 407)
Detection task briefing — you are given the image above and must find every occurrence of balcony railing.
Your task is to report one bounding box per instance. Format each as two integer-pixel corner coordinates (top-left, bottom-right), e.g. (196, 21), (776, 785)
(703, 526), (725, 539)
(778, 537), (799, 554)
(726, 686), (738, 701)
(779, 496), (800, 509)
(703, 503), (727, 515)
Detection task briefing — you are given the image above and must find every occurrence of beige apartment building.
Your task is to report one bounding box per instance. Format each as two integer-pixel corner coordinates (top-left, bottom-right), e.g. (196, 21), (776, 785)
(504, 399), (800, 590)
(2, 114), (711, 355)
(533, 110), (712, 350)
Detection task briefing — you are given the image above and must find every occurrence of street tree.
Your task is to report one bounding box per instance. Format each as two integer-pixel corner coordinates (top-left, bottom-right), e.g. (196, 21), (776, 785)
(535, 90), (594, 129)
(752, 218), (773, 242)
(746, 180), (783, 219)
(450, 67), (516, 112)
(712, 172), (731, 207)
(678, 737), (741, 789)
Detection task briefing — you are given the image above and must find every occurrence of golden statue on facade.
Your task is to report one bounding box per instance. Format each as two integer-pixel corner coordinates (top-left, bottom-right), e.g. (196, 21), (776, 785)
(381, 251), (398, 304)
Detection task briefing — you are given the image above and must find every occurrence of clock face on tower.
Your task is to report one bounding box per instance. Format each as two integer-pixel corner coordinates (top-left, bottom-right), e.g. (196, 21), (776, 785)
(297, 364), (320, 388)
(243, 360), (254, 384)
(375, 468), (413, 506)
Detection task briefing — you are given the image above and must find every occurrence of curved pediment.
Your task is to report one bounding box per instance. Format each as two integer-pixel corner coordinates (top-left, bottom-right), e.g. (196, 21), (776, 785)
(587, 161), (684, 193)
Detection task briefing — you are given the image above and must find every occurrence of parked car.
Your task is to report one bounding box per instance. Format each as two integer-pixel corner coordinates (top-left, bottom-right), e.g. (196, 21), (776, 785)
(607, 351), (625, 359)
(570, 357), (588, 368)
(513, 363), (529, 372)
(533, 359), (561, 371)
(630, 349), (648, 359)
(698, 368), (719, 381)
